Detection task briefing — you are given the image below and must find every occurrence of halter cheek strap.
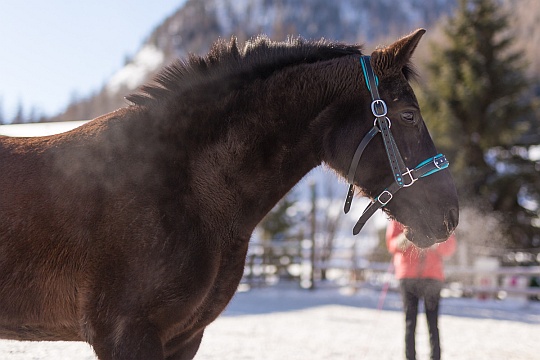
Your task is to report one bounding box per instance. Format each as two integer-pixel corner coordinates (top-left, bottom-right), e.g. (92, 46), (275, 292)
(344, 56), (450, 235)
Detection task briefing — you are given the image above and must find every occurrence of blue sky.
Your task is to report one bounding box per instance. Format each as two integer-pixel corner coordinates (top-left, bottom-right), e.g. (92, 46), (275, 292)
(0, 1), (186, 120)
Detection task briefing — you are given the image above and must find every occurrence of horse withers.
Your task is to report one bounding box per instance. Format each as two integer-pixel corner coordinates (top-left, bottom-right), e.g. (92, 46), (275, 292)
(0, 29), (458, 359)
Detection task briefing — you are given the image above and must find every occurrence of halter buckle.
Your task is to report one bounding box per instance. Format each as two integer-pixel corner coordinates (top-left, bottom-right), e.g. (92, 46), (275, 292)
(377, 190), (393, 206)
(401, 168), (417, 187)
(371, 100), (387, 117)
(434, 155), (446, 169)
(373, 116), (391, 130)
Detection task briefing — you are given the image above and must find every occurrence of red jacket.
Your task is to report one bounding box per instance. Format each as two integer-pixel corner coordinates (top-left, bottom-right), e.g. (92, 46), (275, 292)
(386, 221), (456, 281)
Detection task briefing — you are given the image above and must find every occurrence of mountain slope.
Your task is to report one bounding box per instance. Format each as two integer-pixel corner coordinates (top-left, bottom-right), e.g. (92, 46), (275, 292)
(51, 0), (458, 121)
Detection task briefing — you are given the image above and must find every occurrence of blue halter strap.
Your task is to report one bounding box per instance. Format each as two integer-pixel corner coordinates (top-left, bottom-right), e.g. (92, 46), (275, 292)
(344, 56), (449, 235)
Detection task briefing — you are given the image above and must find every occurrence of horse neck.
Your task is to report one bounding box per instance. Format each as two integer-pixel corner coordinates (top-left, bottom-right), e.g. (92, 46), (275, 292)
(186, 56), (362, 234)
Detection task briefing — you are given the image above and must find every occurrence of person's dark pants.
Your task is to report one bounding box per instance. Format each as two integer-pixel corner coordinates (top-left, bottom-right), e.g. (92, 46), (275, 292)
(400, 278), (443, 360)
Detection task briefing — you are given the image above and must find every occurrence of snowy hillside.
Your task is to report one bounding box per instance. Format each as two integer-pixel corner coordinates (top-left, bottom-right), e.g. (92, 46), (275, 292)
(51, 0), (540, 122)
(104, 0), (457, 97)
(52, 0), (457, 121)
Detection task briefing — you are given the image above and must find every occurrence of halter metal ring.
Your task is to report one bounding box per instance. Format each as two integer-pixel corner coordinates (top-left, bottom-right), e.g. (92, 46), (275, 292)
(371, 99), (387, 117)
(377, 190), (393, 206)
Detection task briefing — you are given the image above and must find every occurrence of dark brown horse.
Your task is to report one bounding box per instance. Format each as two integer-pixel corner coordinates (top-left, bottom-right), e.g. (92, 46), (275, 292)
(0, 29), (458, 359)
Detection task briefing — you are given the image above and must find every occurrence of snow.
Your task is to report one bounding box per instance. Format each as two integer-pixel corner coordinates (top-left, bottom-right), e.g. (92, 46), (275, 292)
(1, 285), (538, 359)
(212, 0), (281, 37)
(529, 145), (540, 161)
(0, 121), (88, 137)
(106, 44), (165, 94)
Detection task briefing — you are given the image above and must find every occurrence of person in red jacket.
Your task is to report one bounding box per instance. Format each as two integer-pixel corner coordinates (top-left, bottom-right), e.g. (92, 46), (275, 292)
(386, 220), (456, 360)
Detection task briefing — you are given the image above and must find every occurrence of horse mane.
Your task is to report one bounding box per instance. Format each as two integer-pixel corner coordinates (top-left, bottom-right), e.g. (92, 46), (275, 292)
(125, 36), (363, 107)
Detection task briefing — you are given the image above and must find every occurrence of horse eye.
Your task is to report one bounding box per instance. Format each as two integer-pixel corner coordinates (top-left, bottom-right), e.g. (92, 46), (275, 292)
(401, 111), (415, 123)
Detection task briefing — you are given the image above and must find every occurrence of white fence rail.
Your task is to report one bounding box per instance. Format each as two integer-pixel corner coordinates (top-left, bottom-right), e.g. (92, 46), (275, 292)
(242, 242), (540, 300)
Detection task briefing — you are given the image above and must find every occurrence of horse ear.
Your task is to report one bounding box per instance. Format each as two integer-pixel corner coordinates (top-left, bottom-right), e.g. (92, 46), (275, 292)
(371, 28), (426, 75)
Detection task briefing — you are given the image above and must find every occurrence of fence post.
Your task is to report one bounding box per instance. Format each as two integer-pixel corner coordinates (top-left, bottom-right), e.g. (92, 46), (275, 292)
(308, 182), (317, 290)
(474, 256), (500, 300)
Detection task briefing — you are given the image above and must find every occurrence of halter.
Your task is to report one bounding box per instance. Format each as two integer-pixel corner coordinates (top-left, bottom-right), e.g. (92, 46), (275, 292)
(343, 56), (449, 235)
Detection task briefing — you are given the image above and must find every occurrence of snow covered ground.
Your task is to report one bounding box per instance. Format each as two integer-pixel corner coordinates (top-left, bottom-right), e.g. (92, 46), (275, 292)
(0, 284), (539, 359)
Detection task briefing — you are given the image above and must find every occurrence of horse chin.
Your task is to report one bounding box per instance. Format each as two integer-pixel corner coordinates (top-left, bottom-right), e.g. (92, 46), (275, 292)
(403, 227), (448, 249)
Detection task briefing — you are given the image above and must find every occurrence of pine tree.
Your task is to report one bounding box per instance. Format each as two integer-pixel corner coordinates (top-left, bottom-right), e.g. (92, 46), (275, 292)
(12, 102), (26, 124)
(419, 0), (540, 248)
(0, 98), (5, 125)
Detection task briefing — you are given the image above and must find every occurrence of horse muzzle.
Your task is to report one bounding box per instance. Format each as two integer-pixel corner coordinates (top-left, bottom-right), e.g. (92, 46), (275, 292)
(404, 206), (459, 248)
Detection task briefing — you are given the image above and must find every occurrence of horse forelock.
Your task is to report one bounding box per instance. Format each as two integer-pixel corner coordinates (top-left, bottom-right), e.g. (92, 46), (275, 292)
(125, 36), (363, 108)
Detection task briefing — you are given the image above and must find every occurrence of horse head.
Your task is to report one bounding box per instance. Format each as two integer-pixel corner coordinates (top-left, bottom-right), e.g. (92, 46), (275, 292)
(326, 29), (459, 248)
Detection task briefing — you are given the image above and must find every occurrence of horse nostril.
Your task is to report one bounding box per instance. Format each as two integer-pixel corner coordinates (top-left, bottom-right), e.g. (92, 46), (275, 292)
(446, 207), (459, 231)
